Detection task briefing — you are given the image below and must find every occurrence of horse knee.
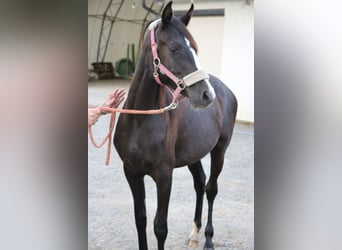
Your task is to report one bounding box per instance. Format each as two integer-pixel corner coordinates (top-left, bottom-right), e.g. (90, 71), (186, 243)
(206, 181), (218, 201)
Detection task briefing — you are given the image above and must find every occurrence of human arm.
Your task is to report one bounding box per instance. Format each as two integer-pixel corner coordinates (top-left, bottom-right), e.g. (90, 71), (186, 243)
(88, 107), (101, 126)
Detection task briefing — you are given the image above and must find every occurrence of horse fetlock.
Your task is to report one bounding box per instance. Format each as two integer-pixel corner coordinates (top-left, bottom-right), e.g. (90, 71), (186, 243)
(205, 225), (214, 238)
(154, 222), (168, 242)
(188, 222), (201, 247)
(204, 225), (214, 249)
(204, 236), (214, 249)
(203, 245), (214, 250)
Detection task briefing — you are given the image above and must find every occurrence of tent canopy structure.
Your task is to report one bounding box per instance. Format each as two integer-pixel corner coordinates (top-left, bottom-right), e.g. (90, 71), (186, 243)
(88, 0), (166, 66)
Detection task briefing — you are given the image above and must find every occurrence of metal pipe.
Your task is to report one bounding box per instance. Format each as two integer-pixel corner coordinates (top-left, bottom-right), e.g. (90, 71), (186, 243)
(96, 0), (114, 62)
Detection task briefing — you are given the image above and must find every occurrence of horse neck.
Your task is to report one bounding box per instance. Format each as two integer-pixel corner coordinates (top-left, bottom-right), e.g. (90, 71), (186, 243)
(126, 52), (165, 110)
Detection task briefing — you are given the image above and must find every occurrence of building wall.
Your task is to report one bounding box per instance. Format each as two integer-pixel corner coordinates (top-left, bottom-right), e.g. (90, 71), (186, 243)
(173, 0), (254, 122)
(185, 15), (225, 78)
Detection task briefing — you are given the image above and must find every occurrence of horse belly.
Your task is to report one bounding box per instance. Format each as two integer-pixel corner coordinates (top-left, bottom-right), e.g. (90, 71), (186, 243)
(175, 139), (218, 167)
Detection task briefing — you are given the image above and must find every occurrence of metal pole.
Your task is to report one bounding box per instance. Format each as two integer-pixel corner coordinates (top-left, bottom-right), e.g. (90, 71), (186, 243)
(96, 0), (114, 62)
(101, 0), (125, 62)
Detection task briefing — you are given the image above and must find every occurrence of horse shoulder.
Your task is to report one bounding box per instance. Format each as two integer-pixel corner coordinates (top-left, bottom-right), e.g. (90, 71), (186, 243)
(114, 114), (170, 163)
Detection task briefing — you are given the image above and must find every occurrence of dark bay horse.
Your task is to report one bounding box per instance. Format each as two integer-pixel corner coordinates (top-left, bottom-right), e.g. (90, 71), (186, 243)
(114, 2), (237, 249)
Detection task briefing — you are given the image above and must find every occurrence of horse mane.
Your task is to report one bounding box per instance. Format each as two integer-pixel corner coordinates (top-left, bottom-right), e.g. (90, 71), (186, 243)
(141, 16), (198, 53)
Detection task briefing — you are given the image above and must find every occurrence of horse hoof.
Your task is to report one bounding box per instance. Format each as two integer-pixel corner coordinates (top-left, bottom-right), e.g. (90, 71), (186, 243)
(188, 239), (199, 248)
(203, 243), (214, 250)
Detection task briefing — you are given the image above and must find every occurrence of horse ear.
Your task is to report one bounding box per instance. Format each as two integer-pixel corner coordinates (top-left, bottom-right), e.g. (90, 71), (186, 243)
(180, 3), (194, 26)
(162, 1), (173, 25)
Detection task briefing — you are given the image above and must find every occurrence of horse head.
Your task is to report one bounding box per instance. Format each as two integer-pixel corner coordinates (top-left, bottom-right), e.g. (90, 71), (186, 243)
(146, 1), (216, 109)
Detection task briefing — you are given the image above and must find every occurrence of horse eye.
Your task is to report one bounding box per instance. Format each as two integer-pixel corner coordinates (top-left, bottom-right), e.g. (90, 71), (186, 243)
(169, 46), (178, 54)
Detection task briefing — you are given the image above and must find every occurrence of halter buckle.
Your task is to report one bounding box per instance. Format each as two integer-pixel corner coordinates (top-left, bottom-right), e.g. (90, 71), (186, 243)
(153, 58), (160, 67)
(153, 58), (161, 77)
(170, 102), (178, 109)
(177, 80), (186, 90)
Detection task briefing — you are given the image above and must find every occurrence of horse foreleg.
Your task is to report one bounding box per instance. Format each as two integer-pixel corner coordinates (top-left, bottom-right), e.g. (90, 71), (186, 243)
(124, 166), (148, 250)
(188, 162), (206, 247)
(204, 144), (226, 250)
(152, 168), (173, 250)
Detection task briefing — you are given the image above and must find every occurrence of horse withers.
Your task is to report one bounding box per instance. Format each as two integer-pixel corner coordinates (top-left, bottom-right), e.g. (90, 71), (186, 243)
(114, 2), (237, 249)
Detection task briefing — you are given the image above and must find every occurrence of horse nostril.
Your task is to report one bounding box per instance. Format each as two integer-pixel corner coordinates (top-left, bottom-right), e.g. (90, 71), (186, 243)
(203, 90), (210, 101)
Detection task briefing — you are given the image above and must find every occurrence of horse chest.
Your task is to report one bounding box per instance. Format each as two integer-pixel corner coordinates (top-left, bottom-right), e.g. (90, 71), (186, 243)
(116, 116), (171, 162)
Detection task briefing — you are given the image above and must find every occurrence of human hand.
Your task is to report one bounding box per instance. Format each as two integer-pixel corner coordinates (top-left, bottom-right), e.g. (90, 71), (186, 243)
(102, 88), (126, 111)
(111, 88), (126, 108)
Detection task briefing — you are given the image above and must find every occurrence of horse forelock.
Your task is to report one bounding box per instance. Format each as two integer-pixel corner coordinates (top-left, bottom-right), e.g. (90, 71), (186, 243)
(141, 17), (198, 53)
(171, 17), (198, 53)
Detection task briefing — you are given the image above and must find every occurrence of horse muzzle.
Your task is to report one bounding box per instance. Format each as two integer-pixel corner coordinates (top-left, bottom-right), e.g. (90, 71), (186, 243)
(186, 78), (216, 109)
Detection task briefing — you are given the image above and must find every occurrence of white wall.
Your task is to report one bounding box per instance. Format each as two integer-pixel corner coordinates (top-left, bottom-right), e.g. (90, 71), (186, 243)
(222, 1), (254, 123)
(173, 0), (254, 122)
(186, 16), (225, 78)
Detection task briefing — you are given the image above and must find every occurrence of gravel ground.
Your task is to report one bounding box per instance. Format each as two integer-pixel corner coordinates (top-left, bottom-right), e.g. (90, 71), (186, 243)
(88, 80), (254, 250)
